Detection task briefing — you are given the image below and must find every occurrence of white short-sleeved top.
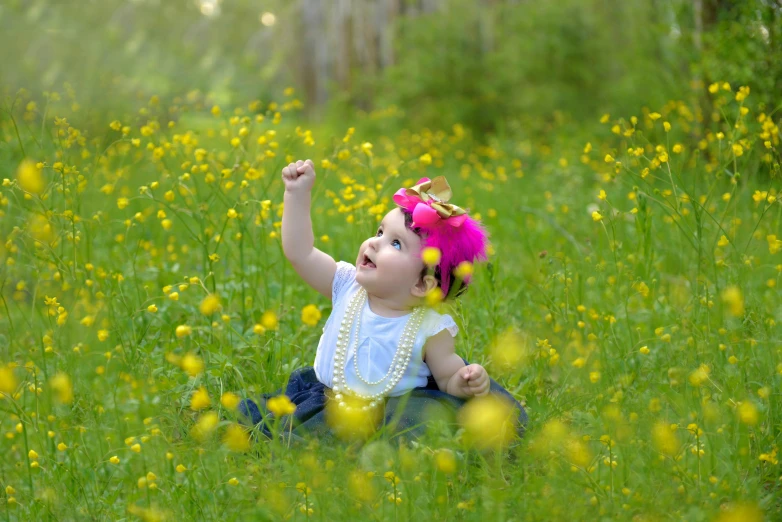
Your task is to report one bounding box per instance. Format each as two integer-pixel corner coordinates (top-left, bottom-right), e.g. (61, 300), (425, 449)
(313, 261), (459, 397)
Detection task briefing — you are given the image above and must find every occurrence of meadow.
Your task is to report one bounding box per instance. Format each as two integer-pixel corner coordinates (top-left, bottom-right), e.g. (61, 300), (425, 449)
(1, 1), (782, 519)
(0, 78), (779, 521)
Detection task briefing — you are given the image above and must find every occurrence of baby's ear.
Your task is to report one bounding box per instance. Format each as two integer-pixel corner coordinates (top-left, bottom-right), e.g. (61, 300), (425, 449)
(411, 274), (438, 297)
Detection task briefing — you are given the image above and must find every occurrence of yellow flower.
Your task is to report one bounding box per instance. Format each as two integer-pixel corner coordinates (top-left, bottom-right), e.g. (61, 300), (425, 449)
(253, 324), (266, 335)
(361, 142), (373, 157)
(652, 421), (679, 456)
(97, 329), (110, 341)
(419, 153), (432, 166)
(713, 503), (763, 522)
(735, 85), (750, 102)
(267, 395), (296, 417)
(131, 443), (141, 453)
(17, 160), (45, 194)
(454, 261), (474, 280)
(190, 387), (211, 411)
(176, 464), (187, 473)
(489, 329), (528, 372)
(433, 449), (457, 474)
(721, 285), (744, 317)
(591, 211), (603, 222)
(192, 411), (219, 442)
(425, 287), (444, 306)
(767, 235), (782, 254)
(181, 353), (204, 377)
(50, 373), (74, 404)
(301, 304), (322, 327)
(221, 392), (241, 411)
(199, 294), (221, 315)
(147, 304), (158, 313)
(604, 154), (615, 163)
(457, 394), (518, 451)
(737, 401), (759, 425)
(211, 105), (221, 116)
(117, 197), (129, 210)
(0, 365), (18, 395)
(639, 346), (650, 355)
(261, 310), (278, 330)
(222, 423), (251, 452)
(28, 450), (39, 460)
(57, 442), (68, 451)
(688, 364), (710, 387)
(176, 324), (192, 338)
(109, 456), (120, 464)
(717, 235), (729, 247)
(663, 121), (671, 132)
(421, 247), (441, 266)
(228, 477), (239, 486)
(226, 208), (238, 219)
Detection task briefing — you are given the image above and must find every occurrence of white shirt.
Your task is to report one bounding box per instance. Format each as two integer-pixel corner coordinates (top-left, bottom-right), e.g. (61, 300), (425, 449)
(313, 261), (459, 397)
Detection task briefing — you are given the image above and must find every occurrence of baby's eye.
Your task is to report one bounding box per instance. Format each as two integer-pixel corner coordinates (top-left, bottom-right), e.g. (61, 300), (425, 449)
(375, 229), (383, 237)
(392, 239), (401, 250)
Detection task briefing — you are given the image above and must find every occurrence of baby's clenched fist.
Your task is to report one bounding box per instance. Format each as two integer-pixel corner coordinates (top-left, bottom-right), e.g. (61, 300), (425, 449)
(282, 159), (316, 194)
(452, 364), (490, 398)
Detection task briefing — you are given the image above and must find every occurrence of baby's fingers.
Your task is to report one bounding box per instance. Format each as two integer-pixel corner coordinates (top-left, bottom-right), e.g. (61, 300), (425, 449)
(286, 162), (299, 179)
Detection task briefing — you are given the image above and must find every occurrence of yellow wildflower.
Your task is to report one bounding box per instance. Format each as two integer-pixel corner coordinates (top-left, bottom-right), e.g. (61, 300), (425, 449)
(421, 247), (441, 266)
(17, 160), (45, 194)
(199, 294), (221, 315)
(221, 392), (241, 411)
(50, 373), (74, 404)
(222, 424), (251, 452)
(267, 395), (296, 417)
(176, 325), (192, 338)
(190, 387), (211, 411)
(301, 304), (322, 327)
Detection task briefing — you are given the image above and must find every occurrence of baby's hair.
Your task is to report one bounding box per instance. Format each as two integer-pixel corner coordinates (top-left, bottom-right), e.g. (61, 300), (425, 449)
(401, 209), (469, 301)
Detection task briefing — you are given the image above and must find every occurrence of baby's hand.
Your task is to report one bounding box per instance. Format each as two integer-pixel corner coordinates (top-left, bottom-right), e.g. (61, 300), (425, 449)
(281, 159), (316, 194)
(453, 364), (490, 398)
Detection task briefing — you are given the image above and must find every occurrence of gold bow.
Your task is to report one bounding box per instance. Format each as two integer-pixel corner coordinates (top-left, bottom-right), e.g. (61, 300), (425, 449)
(403, 176), (466, 219)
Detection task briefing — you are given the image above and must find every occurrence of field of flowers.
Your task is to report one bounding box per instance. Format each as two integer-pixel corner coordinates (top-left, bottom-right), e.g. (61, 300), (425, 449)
(0, 79), (780, 521)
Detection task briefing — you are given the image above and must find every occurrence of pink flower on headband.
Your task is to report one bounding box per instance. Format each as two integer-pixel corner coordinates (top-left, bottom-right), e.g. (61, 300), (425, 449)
(393, 176), (489, 296)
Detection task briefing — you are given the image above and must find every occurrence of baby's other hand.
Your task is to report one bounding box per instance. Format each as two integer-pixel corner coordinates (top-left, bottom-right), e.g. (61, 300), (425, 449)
(281, 159), (316, 194)
(454, 363), (490, 398)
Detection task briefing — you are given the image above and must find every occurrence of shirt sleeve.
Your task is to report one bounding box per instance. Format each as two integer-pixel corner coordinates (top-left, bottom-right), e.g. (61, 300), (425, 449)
(429, 313), (459, 338)
(332, 261), (357, 304)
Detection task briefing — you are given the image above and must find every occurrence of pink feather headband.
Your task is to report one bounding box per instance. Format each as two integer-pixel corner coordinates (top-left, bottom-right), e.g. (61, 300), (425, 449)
(393, 176), (490, 296)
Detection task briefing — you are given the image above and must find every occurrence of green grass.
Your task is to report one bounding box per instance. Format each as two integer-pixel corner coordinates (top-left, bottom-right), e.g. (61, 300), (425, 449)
(0, 83), (780, 521)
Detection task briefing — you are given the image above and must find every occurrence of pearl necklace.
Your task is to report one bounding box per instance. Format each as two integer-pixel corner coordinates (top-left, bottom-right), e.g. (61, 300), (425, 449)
(330, 287), (426, 413)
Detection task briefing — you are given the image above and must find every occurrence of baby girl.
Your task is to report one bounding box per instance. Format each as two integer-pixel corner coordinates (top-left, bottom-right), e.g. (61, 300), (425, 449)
(239, 159), (526, 441)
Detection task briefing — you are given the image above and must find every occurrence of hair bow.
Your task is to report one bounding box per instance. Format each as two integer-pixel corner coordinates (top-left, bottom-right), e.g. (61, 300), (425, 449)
(392, 176), (467, 228)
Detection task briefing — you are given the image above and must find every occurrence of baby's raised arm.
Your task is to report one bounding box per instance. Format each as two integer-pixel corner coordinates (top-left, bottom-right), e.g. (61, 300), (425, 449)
(281, 159), (337, 300)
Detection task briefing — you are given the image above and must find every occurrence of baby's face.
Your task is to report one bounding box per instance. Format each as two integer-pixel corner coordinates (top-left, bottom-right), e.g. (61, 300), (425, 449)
(355, 208), (427, 300)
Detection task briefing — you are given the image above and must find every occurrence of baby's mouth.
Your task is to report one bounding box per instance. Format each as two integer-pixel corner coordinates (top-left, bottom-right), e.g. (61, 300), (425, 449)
(360, 254), (376, 269)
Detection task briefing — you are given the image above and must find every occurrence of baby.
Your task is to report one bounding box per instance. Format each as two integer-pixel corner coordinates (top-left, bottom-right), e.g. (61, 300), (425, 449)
(238, 158), (528, 442)
(280, 159), (491, 403)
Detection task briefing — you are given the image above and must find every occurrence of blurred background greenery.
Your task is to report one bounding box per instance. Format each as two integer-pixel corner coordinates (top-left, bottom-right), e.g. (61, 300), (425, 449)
(2, 0), (780, 135)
